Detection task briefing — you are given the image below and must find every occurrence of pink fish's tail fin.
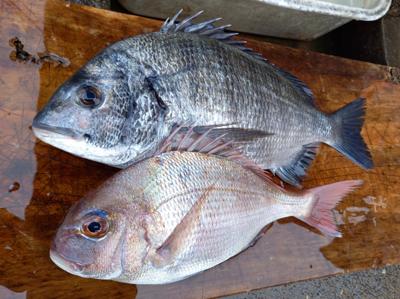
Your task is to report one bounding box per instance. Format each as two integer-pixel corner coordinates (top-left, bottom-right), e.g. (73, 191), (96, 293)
(299, 180), (363, 238)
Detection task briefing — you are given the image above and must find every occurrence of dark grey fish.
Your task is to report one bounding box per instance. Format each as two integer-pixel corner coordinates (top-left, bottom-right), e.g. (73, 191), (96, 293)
(32, 10), (373, 186)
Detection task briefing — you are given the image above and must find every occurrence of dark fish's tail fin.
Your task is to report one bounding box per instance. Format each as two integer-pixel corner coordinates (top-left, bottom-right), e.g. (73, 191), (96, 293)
(329, 98), (373, 169)
(299, 180), (363, 237)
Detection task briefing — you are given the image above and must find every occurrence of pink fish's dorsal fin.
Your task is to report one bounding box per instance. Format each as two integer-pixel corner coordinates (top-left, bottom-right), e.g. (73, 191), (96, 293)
(156, 125), (276, 185)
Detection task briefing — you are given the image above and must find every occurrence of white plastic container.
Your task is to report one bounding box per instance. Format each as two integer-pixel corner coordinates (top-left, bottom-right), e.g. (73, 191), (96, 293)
(118, 0), (392, 40)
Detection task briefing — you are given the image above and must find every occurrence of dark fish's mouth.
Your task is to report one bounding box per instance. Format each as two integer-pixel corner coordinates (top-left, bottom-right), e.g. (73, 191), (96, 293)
(32, 120), (78, 138)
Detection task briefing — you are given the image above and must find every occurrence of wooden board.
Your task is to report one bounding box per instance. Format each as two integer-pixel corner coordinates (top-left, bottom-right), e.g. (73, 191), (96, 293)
(1, 0), (400, 298)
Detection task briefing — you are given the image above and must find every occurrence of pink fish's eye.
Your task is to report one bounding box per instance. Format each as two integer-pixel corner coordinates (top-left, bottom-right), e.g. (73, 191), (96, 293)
(81, 215), (109, 238)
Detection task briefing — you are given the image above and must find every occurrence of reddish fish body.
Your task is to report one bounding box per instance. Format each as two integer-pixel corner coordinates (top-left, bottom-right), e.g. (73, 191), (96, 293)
(50, 151), (361, 284)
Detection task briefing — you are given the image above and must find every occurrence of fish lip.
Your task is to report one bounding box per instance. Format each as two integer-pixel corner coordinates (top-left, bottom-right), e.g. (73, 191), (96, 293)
(32, 120), (78, 138)
(50, 244), (86, 275)
(32, 118), (134, 166)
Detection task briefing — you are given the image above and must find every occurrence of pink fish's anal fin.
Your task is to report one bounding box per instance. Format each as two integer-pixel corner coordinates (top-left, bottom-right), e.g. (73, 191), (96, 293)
(247, 222), (274, 249)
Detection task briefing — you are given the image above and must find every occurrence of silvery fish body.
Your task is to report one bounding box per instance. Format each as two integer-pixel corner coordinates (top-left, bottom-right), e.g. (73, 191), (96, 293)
(50, 150), (361, 284)
(33, 11), (373, 186)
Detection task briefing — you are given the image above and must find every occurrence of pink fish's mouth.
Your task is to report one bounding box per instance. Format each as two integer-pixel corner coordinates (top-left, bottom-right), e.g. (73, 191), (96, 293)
(50, 243), (85, 276)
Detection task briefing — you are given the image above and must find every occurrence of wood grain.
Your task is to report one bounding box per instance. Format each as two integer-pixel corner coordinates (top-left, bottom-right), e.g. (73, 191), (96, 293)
(0, 0), (399, 298)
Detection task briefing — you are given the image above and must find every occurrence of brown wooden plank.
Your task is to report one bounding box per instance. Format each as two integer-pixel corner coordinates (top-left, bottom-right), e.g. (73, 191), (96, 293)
(0, 0), (399, 298)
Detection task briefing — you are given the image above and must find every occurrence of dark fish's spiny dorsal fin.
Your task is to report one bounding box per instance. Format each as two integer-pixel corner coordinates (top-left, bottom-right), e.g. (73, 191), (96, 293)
(156, 124), (275, 185)
(160, 9), (314, 104)
(160, 9), (265, 63)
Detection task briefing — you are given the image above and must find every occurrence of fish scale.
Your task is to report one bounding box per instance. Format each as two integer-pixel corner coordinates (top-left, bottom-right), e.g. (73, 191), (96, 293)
(127, 33), (323, 165)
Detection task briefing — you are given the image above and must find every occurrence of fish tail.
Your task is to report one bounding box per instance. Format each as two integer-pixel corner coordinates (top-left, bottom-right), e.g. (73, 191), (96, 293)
(299, 180), (363, 237)
(329, 98), (373, 169)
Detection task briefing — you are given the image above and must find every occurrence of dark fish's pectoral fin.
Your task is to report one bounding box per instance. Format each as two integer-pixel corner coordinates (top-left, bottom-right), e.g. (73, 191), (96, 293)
(157, 125), (274, 184)
(273, 143), (319, 188)
(193, 125), (273, 142)
(150, 186), (215, 268)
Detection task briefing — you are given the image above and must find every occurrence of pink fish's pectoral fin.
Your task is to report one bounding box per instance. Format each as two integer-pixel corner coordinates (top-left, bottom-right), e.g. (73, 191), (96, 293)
(149, 185), (215, 268)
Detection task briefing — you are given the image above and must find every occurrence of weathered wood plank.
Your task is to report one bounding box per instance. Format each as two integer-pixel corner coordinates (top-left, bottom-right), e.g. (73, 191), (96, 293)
(0, 0), (399, 298)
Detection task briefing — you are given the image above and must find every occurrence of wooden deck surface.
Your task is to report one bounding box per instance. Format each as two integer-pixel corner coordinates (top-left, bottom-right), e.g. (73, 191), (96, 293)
(1, 0), (400, 298)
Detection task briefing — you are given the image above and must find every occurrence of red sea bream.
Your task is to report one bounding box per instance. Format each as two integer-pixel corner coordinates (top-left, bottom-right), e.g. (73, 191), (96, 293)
(50, 147), (362, 284)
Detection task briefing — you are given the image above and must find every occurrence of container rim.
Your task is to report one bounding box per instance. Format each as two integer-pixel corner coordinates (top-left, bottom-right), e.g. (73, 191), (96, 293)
(259, 0), (392, 20)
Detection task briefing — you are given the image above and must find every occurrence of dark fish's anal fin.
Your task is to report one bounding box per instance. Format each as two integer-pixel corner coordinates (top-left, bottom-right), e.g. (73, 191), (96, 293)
(273, 143), (319, 188)
(150, 186), (215, 268)
(160, 10), (314, 103)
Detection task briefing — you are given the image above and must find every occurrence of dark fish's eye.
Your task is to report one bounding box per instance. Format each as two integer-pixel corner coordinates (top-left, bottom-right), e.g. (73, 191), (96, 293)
(81, 214), (109, 238)
(77, 85), (102, 108)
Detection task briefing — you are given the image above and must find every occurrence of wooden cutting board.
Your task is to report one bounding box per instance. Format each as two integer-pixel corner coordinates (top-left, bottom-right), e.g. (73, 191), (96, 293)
(1, 0), (399, 298)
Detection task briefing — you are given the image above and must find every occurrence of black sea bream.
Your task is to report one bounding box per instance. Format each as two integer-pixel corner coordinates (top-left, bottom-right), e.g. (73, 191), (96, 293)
(32, 10), (373, 186)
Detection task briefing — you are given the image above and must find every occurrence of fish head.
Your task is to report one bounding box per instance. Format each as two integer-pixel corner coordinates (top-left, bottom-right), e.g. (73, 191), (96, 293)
(50, 180), (149, 280)
(33, 45), (169, 167)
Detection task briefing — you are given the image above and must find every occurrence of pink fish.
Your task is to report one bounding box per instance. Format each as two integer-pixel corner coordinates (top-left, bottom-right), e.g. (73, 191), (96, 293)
(50, 133), (362, 284)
